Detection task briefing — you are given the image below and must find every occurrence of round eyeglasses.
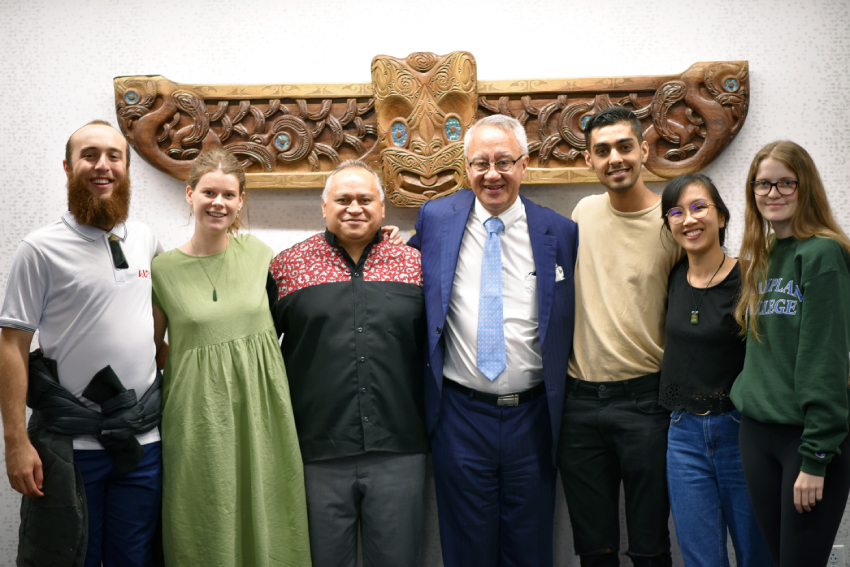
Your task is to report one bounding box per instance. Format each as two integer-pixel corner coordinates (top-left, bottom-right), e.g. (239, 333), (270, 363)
(750, 179), (798, 196)
(468, 156), (524, 174)
(665, 200), (715, 224)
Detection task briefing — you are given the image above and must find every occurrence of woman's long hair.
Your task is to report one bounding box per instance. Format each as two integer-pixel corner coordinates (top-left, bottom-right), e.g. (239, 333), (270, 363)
(734, 141), (850, 339)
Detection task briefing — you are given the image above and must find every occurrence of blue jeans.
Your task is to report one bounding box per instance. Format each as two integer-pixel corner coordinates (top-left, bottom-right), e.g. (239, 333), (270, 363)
(667, 411), (771, 567)
(75, 442), (162, 567)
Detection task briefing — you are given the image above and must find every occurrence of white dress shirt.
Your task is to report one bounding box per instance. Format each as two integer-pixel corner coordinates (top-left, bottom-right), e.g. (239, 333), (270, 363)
(443, 197), (543, 394)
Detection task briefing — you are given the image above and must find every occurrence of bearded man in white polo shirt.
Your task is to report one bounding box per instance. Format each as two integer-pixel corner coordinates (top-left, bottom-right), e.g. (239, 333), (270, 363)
(0, 120), (163, 567)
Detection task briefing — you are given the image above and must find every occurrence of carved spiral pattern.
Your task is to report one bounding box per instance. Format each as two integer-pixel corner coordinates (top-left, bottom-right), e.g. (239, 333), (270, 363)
(371, 51), (477, 206)
(115, 79), (158, 137)
(371, 59), (391, 98)
(474, 62), (749, 179)
(272, 115), (314, 163)
(651, 82), (688, 144)
(558, 102), (593, 149)
(406, 52), (438, 73)
(118, 82), (376, 180)
(116, 59), (747, 206)
(171, 90), (210, 145)
(391, 66), (420, 98)
(225, 143), (274, 171)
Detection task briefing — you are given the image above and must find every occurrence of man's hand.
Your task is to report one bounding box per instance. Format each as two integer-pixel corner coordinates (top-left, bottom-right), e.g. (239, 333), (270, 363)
(0, 327), (42, 497)
(5, 437), (43, 498)
(793, 470), (824, 513)
(381, 225), (404, 246)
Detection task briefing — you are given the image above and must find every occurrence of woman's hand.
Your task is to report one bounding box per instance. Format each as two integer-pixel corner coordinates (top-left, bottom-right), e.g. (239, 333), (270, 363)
(381, 225), (404, 246)
(793, 470), (824, 513)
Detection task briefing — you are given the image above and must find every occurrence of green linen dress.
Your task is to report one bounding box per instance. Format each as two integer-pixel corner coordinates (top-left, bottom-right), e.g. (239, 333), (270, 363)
(152, 234), (311, 567)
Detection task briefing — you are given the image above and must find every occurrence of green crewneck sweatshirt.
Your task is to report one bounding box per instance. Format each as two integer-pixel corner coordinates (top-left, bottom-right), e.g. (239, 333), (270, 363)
(731, 236), (850, 476)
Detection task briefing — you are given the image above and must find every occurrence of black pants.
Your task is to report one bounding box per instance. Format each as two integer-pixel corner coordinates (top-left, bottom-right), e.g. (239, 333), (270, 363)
(557, 374), (672, 567)
(739, 415), (850, 567)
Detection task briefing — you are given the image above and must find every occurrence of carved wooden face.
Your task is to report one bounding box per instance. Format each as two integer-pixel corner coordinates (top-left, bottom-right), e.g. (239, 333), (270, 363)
(371, 51), (477, 207)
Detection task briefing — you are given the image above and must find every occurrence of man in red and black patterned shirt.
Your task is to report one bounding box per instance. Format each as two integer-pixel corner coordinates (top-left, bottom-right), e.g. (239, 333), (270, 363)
(268, 160), (428, 567)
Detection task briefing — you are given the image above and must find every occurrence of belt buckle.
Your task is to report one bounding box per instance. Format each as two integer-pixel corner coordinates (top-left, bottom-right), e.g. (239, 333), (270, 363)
(497, 394), (519, 407)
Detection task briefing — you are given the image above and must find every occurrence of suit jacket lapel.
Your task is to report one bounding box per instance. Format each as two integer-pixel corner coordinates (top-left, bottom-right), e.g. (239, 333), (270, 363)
(440, 190), (475, 317)
(524, 197), (557, 348)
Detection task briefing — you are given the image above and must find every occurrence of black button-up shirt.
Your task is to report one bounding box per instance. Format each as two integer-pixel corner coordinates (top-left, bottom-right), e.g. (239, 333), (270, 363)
(269, 230), (428, 463)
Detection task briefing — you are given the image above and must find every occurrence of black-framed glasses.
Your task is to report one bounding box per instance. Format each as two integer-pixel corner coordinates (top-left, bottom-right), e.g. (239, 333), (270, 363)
(468, 156), (525, 173)
(750, 179), (798, 196)
(665, 200), (715, 224)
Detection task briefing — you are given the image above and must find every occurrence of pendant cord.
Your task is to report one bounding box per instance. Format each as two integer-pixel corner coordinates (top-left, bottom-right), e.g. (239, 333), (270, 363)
(687, 254), (726, 322)
(190, 237), (228, 301)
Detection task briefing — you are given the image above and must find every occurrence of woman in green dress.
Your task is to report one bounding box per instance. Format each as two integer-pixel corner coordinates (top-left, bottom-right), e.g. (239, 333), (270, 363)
(152, 149), (311, 566)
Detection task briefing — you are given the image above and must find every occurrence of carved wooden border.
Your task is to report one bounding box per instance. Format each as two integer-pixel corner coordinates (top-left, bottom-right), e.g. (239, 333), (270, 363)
(114, 58), (747, 206)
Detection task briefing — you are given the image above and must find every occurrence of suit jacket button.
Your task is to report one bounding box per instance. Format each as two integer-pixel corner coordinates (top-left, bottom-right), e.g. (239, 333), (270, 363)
(436, 326), (442, 334)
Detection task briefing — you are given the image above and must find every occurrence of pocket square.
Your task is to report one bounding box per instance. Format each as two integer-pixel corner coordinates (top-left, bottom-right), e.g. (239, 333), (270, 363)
(555, 265), (565, 282)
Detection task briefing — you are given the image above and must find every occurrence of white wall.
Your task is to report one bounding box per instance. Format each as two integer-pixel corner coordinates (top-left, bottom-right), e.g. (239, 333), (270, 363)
(1, 0), (849, 564)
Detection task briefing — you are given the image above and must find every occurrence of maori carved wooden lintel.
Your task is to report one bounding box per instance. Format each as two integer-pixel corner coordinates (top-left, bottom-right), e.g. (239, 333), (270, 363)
(114, 55), (749, 208)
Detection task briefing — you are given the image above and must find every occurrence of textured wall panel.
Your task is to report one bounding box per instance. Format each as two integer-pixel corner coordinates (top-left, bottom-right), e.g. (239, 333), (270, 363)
(0, 0), (849, 565)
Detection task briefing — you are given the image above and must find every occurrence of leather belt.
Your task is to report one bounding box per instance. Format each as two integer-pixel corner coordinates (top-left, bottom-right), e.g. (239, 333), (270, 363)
(443, 379), (546, 407)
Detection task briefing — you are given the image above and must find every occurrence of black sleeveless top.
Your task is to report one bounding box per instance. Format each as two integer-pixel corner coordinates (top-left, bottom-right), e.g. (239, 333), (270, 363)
(659, 257), (746, 414)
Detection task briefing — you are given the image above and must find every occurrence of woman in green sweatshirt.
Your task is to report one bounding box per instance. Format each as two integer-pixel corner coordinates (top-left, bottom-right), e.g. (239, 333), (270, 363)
(731, 141), (850, 567)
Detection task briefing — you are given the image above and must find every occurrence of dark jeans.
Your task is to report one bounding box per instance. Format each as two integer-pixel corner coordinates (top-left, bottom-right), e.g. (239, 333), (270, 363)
(75, 442), (162, 567)
(739, 415), (850, 567)
(557, 374), (672, 567)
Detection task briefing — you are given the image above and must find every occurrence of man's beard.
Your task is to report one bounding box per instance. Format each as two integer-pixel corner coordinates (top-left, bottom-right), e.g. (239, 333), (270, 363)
(600, 168), (640, 194)
(67, 173), (131, 229)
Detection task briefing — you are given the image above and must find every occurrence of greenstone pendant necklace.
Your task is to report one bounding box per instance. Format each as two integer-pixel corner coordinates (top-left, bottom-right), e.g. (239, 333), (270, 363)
(687, 254), (725, 325)
(190, 238), (228, 301)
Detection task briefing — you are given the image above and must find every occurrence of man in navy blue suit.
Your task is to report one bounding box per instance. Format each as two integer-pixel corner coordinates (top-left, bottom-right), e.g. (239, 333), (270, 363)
(408, 114), (577, 566)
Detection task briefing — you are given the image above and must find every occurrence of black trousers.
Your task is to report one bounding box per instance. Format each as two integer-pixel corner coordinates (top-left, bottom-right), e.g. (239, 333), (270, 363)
(739, 415), (850, 567)
(557, 374), (672, 567)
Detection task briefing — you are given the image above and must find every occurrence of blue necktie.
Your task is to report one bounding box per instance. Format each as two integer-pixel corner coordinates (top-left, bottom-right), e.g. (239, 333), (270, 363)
(477, 217), (506, 381)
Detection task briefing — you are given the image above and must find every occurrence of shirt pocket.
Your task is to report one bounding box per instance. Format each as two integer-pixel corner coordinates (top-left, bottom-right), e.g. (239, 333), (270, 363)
(524, 272), (538, 321)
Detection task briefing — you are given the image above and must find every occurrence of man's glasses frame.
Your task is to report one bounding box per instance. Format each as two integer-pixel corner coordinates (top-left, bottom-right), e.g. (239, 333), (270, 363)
(467, 156), (525, 174)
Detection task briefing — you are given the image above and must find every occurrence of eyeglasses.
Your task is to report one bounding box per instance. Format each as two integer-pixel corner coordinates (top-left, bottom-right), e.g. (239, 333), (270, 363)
(468, 156), (525, 174)
(665, 200), (715, 224)
(750, 179), (798, 196)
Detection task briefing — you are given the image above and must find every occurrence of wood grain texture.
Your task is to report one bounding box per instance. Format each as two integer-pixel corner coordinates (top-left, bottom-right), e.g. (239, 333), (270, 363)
(114, 58), (748, 206)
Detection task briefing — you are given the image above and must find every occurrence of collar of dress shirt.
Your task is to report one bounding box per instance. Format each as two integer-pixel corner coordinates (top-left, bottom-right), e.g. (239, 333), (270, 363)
(62, 211), (127, 242)
(472, 195), (524, 232)
(324, 228), (382, 268)
(324, 228), (382, 249)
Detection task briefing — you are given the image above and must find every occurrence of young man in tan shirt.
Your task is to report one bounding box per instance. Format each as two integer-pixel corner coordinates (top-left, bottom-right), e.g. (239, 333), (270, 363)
(558, 107), (680, 567)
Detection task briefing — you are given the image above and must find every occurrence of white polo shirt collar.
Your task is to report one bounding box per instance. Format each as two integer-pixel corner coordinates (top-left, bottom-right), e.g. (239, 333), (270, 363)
(61, 211), (127, 242)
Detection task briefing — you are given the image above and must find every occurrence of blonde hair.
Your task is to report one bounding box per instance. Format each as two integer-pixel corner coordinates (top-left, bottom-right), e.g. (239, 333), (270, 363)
(734, 141), (850, 339)
(187, 149), (248, 234)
